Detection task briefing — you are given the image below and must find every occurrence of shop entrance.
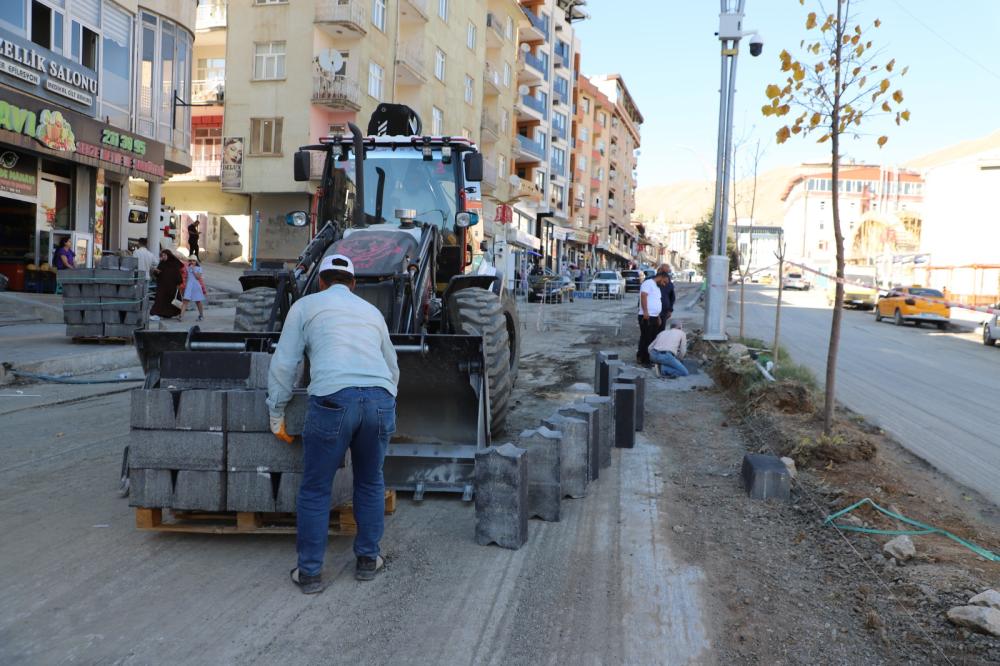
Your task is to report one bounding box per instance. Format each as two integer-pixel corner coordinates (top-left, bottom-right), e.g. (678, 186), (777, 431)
(0, 197), (36, 291)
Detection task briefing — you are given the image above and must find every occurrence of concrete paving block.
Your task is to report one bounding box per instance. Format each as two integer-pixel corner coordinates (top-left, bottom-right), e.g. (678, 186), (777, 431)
(63, 310), (83, 325)
(123, 310), (143, 325)
(225, 390), (270, 432)
(518, 426), (561, 522)
(129, 430), (225, 471)
(80, 283), (99, 299)
(99, 254), (119, 269)
(127, 468), (174, 508)
(62, 297), (102, 311)
(102, 309), (121, 324)
(130, 389), (177, 429)
(176, 389), (225, 431)
(99, 283), (119, 297)
(559, 403), (599, 482)
(118, 256), (139, 271)
(227, 432), (303, 473)
(101, 297), (144, 312)
(741, 453), (791, 501)
(612, 383), (636, 449)
(285, 392), (308, 435)
(247, 352), (271, 389)
(273, 472), (297, 513)
(227, 471), (276, 512)
(117, 282), (145, 299)
(61, 283), (82, 298)
(475, 443), (529, 549)
(543, 414), (589, 498)
(616, 371), (646, 432)
(65, 324), (103, 338)
(582, 395), (613, 469)
(83, 309), (103, 324)
(172, 470), (226, 511)
(104, 323), (138, 338)
(594, 350), (619, 393)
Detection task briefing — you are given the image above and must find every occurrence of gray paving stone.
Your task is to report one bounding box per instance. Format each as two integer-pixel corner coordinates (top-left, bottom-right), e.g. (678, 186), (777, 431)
(612, 383), (636, 449)
(227, 432), (303, 473)
(475, 443), (529, 549)
(62, 297), (101, 310)
(99, 254), (119, 269)
(227, 471), (276, 512)
(99, 283), (119, 297)
(65, 324), (103, 337)
(741, 453), (791, 501)
(543, 414), (589, 499)
(127, 468), (174, 508)
(285, 392), (308, 435)
(247, 352), (271, 389)
(129, 430), (225, 471)
(104, 324), (137, 338)
(80, 284), (99, 299)
(83, 309), (103, 324)
(616, 371), (646, 432)
(583, 395), (613, 469)
(61, 283), (81, 298)
(594, 350), (619, 394)
(118, 256), (139, 271)
(225, 390), (270, 432)
(559, 403), (599, 481)
(176, 389), (225, 431)
(274, 461), (354, 513)
(172, 470), (226, 511)
(518, 426), (561, 521)
(63, 310), (83, 325)
(130, 389), (177, 429)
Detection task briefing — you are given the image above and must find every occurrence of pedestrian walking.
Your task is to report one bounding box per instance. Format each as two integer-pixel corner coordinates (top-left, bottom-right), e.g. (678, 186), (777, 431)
(178, 255), (207, 321)
(637, 270), (668, 365)
(649, 323), (690, 378)
(149, 249), (183, 320)
(187, 219), (200, 260)
(133, 238), (157, 279)
(267, 254), (400, 594)
(53, 237), (75, 270)
(656, 263), (676, 333)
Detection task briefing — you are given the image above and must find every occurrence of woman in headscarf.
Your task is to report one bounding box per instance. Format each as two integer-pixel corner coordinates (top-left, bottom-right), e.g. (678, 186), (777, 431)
(149, 249), (184, 320)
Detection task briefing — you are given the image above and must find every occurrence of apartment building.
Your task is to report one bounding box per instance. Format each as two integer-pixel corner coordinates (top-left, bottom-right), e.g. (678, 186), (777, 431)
(221, 0), (522, 260)
(0, 0), (195, 289)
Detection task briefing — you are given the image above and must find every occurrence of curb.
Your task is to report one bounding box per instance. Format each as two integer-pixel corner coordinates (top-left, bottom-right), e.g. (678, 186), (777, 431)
(1, 345), (141, 385)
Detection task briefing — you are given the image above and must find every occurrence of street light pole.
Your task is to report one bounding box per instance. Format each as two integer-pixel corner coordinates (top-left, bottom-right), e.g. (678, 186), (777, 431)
(703, 0), (761, 340)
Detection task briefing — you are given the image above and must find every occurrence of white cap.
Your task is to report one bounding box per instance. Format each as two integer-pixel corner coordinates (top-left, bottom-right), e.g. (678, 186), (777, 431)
(319, 253), (355, 276)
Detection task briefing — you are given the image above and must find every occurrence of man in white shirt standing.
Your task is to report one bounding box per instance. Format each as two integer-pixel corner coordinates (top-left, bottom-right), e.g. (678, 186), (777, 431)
(267, 254), (400, 594)
(132, 238), (156, 279)
(637, 269), (667, 365)
(649, 322), (690, 378)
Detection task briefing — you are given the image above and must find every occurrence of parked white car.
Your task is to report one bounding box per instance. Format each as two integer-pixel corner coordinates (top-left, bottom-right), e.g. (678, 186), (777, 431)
(590, 270), (626, 299)
(782, 271), (811, 290)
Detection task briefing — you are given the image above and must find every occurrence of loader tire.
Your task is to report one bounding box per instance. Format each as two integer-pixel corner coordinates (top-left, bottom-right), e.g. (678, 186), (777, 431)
(449, 287), (515, 435)
(234, 287), (278, 332)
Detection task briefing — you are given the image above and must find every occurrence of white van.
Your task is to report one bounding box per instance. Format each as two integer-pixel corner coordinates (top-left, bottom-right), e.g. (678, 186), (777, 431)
(125, 205), (177, 251)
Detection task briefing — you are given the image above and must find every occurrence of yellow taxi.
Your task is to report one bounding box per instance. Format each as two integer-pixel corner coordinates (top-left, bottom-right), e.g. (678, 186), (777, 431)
(874, 286), (950, 330)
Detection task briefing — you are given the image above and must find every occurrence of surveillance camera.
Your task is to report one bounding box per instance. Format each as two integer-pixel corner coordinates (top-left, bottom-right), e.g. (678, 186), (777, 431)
(749, 34), (763, 57)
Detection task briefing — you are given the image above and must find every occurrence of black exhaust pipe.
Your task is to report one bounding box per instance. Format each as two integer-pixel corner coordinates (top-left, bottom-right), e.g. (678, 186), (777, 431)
(348, 122), (365, 228)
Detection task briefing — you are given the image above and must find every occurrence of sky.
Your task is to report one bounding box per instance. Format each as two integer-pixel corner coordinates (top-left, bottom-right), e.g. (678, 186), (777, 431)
(573, 0), (1000, 188)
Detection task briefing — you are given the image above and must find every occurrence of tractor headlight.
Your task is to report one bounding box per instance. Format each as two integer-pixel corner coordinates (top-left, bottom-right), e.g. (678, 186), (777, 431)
(455, 212), (472, 228)
(285, 211), (309, 227)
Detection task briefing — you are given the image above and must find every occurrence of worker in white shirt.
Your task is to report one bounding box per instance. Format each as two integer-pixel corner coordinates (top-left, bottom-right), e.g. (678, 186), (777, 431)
(649, 322), (690, 378)
(637, 269), (668, 365)
(132, 238), (157, 279)
(267, 254), (399, 594)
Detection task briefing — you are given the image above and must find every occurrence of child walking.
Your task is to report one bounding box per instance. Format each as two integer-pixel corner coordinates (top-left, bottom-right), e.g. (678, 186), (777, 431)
(179, 256), (208, 322)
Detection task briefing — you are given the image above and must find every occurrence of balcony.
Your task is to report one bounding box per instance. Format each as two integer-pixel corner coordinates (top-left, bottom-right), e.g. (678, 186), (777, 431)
(481, 159), (498, 192)
(524, 51), (548, 79)
(486, 12), (504, 46)
(395, 41), (427, 85)
(191, 79), (224, 104)
(483, 62), (502, 95)
(196, 0), (226, 30)
(520, 9), (547, 42)
(481, 111), (500, 143)
(513, 176), (543, 202)
(312, 73), (361, 111)
(552, 123), (567, 141)
(400, 0), (429, 23)
(315, 0), (367, 36)
(517, 57), (543, 86)
(589, 206), (600, 219)
(189, 158), (221, 180)
(516, 134), (545, 161)
(521, 94), (546, 115)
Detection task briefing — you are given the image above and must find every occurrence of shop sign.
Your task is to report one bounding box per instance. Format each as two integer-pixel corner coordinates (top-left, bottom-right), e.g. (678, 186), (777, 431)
(0, 27), (99, 115)
(221, 137), (243, 190)
(0, 149), (36, 196)
(94, 168), (105, 258)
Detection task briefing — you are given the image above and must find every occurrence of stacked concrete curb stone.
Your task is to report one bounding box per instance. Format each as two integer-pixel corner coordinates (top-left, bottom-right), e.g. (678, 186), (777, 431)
(518, 426), (562, 522)
(542, 413), (589, 499)
(60, 255), (148, 339)
(475, 443), (529, 550)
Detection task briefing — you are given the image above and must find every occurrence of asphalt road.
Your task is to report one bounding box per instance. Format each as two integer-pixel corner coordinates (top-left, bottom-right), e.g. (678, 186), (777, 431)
(736, 285), (999, 506)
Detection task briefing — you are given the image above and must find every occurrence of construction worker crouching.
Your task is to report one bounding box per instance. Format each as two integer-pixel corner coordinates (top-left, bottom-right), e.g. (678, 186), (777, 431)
(267, 254), (400, 594)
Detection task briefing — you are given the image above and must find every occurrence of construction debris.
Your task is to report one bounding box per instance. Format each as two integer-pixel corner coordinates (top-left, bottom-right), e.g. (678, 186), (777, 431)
(946, 605), (1000, 637)
(882, 535), (916, 562)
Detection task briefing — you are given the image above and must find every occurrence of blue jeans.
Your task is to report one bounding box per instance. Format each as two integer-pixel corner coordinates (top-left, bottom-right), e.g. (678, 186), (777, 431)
(298, 387), (396, 575)
(650, 349), (689, 378)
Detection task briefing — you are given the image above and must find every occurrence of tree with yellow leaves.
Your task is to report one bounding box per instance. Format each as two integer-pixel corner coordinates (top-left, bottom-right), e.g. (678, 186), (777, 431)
(762, 0), (909, 435)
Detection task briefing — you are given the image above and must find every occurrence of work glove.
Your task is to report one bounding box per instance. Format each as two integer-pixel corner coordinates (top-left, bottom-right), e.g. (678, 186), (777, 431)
(269, 413), (294, 444)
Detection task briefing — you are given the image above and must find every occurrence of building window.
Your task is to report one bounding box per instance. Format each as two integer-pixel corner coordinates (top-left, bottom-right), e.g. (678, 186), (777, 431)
(579, 154), (587, 171)
(553, 112), (567, 137)
(552, 147), (566, 173)
(554, 76), (569, 101)
(0, 1), (27, 32)
(534, 170), (545, 192)
(505, 15), (513, 39)
(552, 184), (565, 209)
(464, 74), (474, 104)
(254, 41), (286, 80)
(438, 0), (448, 21)
(500, 109), (509, 133)
(462, 127), (472, 139)
(598, 111), (607, 127)
(580, 126), (589, 142)
(582, 97), (590, 114)
(250, 118), (283, 155)
(372, 0), (386, 31)
(467, 21), (476, 49)
(368, 61), (384, 99)
(434, 48), (446, 81)
(192, 126), (223, 172)
(432, 106), (444, 134)
(502, 61), (511, 87)
(102, 0), (133, 130)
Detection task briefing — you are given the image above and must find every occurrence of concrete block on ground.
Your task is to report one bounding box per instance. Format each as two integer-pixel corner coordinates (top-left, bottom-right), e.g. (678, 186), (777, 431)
(118, 256), (139, 271)
(131, 389), (177, 429)
(225, 390), (270, 432)
(616, 371), (646, 432)
(99, 283), (119, 297)
(274, 453), (353, 513)
(518, 426), (561, 521)
(83, 309), (103, 325)
(560, 403), (599, 481)
(117, 282), (146, 299)
(104, 324), (138, 338)
(129, 430), (225, 471)
(176, 389), (225, 431)
(63, 310), (83, 325)
(227, 471), (276, 512)
(172, 470), (226, 511)
(102, 309), (120, 324)
(543, 413), (589, 498)
(741, 453), (791, 501)
(247, 352), (271, 389)
(61, 283), (81, 298)
(582, 395), (613, 469)
(475, 443), (529, 549)
(80, 283), (99, 299)
(99, 255), (119, 269)
(285, 392), (308, 435)
(127, 468), (174, 508)
(594, 350), (619, 394)
(101, 297), (144, 312)
(123, 310), (144, 325)
(227, 432), (303, 473)
(612, 383), (636, 449)
(66, 324), (103, 338)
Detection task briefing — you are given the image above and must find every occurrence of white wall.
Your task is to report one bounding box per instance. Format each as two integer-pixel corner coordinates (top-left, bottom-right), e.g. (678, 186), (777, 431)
(921, 155), (1000, 267)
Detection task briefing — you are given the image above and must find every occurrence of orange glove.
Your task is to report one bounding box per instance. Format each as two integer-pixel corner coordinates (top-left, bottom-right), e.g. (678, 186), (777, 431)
(269, 414), (294, 444)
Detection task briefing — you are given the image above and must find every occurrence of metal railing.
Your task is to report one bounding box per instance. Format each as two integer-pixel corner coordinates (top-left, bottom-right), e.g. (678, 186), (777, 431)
(486, 12), (505, 40)
(315, 0), (367, 29)
(521, 94), (546, 115)
(196, 0), (226, 30)
(517, 134), (545, 159)
(483, 62), (502, 91)
(190, 158), (221, 179)
(524, 51), (548, 78)
(312, 73), (361, 109)
(481, 110), (499, 136)
(191, 79), (224, 104)
(523, 9), (547, 38)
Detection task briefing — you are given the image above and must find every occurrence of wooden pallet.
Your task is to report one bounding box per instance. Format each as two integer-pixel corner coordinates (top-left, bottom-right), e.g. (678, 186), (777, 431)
(134, 489), (396, 535)
(72, 336), (132, 345)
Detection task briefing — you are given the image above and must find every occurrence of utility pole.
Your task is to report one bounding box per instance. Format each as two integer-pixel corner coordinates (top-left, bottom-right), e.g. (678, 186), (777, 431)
(703, 0), (762, 340)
